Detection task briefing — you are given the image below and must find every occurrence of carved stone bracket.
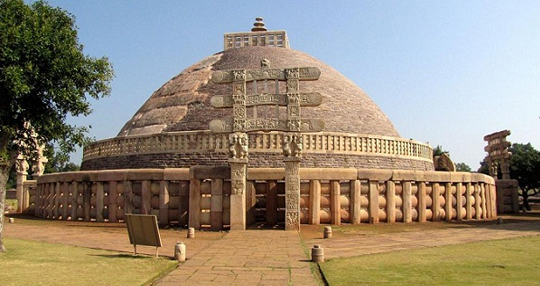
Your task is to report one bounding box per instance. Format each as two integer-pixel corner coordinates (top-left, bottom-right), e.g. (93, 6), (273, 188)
(283, 133), (303, 158)
(229, 132), (249, 159)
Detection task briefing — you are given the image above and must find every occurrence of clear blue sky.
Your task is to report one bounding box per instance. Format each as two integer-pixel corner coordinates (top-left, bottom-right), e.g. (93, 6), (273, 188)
(41, 0), (540, 169)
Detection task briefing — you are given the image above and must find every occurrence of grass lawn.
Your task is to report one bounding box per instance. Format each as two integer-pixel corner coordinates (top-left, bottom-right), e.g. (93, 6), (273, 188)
(0, 238), (178, 286)
(5, 199), (17, 212)
(320, 235), (540, 286)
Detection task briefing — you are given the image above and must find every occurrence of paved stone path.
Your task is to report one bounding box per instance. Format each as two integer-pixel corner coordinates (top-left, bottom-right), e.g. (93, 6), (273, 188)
(155, 230), (319, 286)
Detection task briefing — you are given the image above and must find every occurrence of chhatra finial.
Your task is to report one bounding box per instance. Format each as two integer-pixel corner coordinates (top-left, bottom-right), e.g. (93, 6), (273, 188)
(251, 17), (267, 32)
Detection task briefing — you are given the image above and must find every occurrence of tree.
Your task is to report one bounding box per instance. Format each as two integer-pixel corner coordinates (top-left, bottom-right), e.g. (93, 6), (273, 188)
(43, 144), (80, 173)
(432, 145), (448, 157)
(0, 0), (113, 252)
(455, 162), (472, 172)
(509, 143), (540, 211)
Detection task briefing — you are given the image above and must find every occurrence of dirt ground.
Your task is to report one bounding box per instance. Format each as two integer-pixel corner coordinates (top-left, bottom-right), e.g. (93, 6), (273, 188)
(4, 211), (540, 258)
(3, 214), (225, 258)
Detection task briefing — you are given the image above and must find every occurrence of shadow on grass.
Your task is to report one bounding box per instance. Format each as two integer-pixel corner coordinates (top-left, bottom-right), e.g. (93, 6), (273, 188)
(88, 253), (158, 259)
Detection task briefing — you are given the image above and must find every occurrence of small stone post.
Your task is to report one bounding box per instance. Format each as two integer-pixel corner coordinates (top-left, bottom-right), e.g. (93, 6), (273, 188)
(311, 245), (324, 262)
(323, 226), (332, 238)
(187, 227), (195, 239)
(174, 242), (186, 262)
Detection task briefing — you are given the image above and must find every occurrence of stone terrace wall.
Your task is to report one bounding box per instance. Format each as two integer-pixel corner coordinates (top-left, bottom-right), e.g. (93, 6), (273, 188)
(34, 168), (496, 229)
(82, 131), (434, 171)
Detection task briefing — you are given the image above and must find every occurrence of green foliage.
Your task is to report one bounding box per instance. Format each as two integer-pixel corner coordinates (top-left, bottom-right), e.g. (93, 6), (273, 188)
(44, 144), (80, 173)
(455, 162), (472, 172)
(432, 145), (448, 157)
(6, 166), (15, 189)
(0, 0), (113, 252)
(477, 158), (490, 175)
(0, 0), (113, 157)
(509, 143), (540, 210)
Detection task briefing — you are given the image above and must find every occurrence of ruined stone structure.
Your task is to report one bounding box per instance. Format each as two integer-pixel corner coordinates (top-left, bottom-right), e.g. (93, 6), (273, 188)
(30, 18), (498, 229)
(484, 130), (519, 213)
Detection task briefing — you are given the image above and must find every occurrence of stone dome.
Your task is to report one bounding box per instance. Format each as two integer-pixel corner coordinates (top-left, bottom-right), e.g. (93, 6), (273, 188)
(82, 24), (433, 171)
(118, 46), (399, 138)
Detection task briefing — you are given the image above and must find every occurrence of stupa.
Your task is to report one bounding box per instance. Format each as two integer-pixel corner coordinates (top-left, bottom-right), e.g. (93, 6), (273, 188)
(81, 18), (434, 171)
(30, 18), (497, 230)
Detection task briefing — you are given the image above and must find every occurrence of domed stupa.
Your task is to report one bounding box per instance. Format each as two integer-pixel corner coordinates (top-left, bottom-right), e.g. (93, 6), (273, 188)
(81, 18), (433, 171)
(34, 19), (497, 230)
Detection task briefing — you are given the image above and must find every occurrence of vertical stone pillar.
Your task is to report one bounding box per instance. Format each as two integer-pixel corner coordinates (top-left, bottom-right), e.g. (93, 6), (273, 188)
(350, 180), (361, 224)
(229, 69), (248, 231)
(124, 180), (134, 215)
(228, 132), (248, 231)
(402, 181), (412, 223)
(283, 67), (303, 231)
(210, 179), (223, 231)
(456, 182), (463, 220)
(159, 181), (170, 226)
(481, 184), (487, 219)
(309, 179), (321, 225)
(96, 182), (104, 222)
(83, 181), (91, 222)
(188, 177), (201, 229)
(284, 157), (301, 231)
(15, 155), (29, 213)
(386, 181), (396, 223)
(54, 182), (61, 219)
(432, 183), (440, 221)
(229, 159), (247, 230)
(246, 181), (256, 226)
(330, 180), (341, 225)
(141, 180), (152, 215)
(71, 182), (79, 220)
(418, 182), (427, 222)
(465, 183), (472, 220)
(109, 181), (118, 223)
(368, 181), (379, 224)
(474, 184), (481, 220)
(266, 180), (278, 226)
(445, 183), (452, 221)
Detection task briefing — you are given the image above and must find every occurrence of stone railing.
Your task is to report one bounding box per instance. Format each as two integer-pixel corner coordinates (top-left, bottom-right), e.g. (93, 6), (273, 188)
(34, 168), (496, 229)
(18, 180), (37, 214)
(224, 30), (289, 50)
(83, 131), (433, 162)
(496, 179), (519, 213)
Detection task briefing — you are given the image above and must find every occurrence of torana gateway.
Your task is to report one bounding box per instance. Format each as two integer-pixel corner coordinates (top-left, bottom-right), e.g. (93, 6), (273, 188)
(32, 19), (496, 230)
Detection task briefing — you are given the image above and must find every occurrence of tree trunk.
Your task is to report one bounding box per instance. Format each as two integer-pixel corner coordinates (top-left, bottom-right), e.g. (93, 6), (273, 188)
(521, 189), (531, 212)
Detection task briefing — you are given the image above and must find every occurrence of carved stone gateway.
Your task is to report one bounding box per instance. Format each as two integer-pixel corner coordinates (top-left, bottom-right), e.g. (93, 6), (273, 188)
(210, 59), (323, 230)
(484, 130), (511, 180)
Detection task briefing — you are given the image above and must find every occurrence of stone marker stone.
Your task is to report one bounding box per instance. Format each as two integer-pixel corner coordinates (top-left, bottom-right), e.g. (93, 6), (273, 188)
(187, 227), (195, 239)
(174, 241), (186, 262)
(311, 245), (324, 262)
(324, 226), (332, 239)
